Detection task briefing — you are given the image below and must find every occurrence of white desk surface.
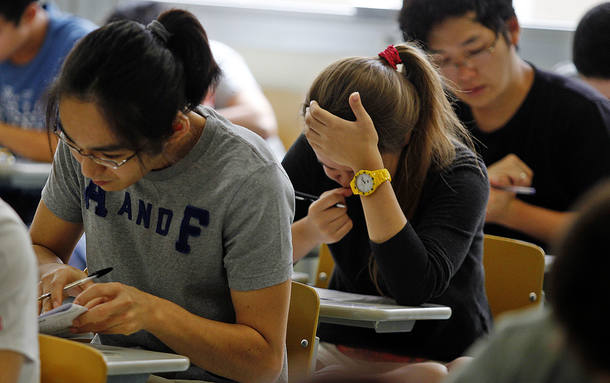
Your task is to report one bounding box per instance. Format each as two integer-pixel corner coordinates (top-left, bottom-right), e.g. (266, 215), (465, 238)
(545, 255), (555, 273)
(0, 160), (51, 189)
(87, 344), (189, 382)
(314, 287), (451, 333)
(292, 271), (310, 284)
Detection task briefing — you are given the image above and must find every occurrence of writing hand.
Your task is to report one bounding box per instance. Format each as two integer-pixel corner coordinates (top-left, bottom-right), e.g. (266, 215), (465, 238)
(487, 154), (533, 187)
(71, 282), (157, 335)
(305, 188), (353, 244)
(39, 265), (90, 313)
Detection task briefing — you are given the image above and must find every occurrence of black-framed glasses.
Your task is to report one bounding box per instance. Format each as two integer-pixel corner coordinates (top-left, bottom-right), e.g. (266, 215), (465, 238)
(432, 34), (500, 73)
(53, 121), (138, 169)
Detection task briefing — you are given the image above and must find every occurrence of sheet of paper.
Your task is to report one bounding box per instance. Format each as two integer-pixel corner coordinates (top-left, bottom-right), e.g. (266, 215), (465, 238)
(39, 303), (88, 337)
(314, 287), (397, 305)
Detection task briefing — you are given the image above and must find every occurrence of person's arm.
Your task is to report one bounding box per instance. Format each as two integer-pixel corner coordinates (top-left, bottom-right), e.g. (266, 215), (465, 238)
(484, 153), (573, 244)
(305, 93), (488, 304)
(291, 188), (353, 262)
(0, 351), (24, 383)
(489, 195), (574, 244)
(30, 200), (88, 312)
(0, 122), (57, 162)
(73, 280), (290, 383)
(216, 89), (279, 139)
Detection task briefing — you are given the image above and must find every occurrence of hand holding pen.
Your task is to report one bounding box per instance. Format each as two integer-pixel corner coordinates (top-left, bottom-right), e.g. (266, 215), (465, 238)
(38, 267), (113, 301)
(298, 188), (353, 245)
(39, 267), (113, 312)
(491, 185), (536, 195)
(295, 191), (347, 208)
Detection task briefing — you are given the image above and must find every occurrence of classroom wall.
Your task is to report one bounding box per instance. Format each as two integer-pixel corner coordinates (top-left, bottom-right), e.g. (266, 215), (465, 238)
(53, 0), (575, 94)
(52, 0), (574, 148)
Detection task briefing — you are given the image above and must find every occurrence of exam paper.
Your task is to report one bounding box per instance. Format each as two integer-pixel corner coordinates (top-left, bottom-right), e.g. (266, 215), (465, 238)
(39, 303), (88, 337)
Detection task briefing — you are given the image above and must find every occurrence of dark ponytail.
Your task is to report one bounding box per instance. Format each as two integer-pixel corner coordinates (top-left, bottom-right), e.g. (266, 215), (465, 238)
(158, 10), (220, 111)
(46, 9), (220, 155)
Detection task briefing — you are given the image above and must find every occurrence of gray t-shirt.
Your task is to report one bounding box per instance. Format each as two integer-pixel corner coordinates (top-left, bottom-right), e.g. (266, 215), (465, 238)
(446, 309), (593, 383)
(0, 199), (39, 383)
(42, 106), (294, 382)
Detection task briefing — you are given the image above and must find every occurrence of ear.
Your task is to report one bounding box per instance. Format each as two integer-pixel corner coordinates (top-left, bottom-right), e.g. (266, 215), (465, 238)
(19, 2), (39, 26)
(505, 16), (521, 46)
(168, 112), (190, 141)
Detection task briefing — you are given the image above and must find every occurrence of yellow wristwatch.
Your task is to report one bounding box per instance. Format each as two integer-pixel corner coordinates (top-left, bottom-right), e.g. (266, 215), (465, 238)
(350, 169), (391, 196)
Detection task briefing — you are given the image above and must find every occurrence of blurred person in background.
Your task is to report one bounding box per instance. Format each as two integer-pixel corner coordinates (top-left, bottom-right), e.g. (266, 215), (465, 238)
(572, 2), (610, 99)
(399, 0), (610, 250)
(445, 178), (610, 383)
(0, 197), (39, 383)
(0, 0), (95, 224)
(106, 1), (285, 161)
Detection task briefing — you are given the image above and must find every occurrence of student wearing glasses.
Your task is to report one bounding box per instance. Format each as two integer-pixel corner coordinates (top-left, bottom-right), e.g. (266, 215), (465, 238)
(399, 0), (610, 249)
(33, 9), (293, 383)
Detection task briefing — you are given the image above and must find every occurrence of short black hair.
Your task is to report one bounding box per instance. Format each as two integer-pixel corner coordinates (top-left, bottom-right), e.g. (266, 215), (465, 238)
(399, 0), (516, 49)
(46, 9), (221, 156)
(0, 0), (36, 24)
(549, 178), (610, 373)
(105, 1), (166, 25)
(573, 2), (610, 79)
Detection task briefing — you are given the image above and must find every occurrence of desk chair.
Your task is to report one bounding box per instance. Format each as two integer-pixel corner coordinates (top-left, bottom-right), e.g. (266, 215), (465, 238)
(314, 244), (334, 288)
(39, 334), (107, 383)
(483, 234), (546, 319)
(287, 281), (320, 382)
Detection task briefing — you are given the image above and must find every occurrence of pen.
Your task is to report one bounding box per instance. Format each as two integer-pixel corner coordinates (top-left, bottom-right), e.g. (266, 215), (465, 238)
(38, 267), (113, 301)
(492, 185), (536, 195)
(295, 191), (346, 208)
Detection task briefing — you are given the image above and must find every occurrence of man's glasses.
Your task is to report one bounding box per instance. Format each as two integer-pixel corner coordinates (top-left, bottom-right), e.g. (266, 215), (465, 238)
(431, 34), (500, 75)
(53, 121), (138, 169)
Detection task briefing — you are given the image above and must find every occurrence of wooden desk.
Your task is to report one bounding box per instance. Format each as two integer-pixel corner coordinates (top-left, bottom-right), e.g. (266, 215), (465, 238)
(88, 344), (189, 383)
(314, 288), (451, 333)
(0, 160), (51, 189)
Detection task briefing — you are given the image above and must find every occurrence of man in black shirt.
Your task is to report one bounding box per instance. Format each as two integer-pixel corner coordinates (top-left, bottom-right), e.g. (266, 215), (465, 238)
(399, 0), (610, 249)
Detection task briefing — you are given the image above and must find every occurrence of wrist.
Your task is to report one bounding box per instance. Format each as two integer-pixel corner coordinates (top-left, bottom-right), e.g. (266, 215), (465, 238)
(350, 150), (384, 173)
(499, 198), (525, 228)
(146, 294), (168, 333)
(302, 216), (324, 246)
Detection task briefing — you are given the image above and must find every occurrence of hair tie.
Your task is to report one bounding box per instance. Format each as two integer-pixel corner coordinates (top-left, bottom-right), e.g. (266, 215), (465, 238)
(146, 20), (171, 45)
(378, 45), (402, 70)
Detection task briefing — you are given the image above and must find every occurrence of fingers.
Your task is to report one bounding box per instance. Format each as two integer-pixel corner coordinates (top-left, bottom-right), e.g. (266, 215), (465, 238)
(39, 266), (86, 311)
(488, 154), (534, 187)
(348, 92), (372, 123)
(73, 282), (120, 307)
(314, 189), (349, 210)
(324, 214), (353, 244)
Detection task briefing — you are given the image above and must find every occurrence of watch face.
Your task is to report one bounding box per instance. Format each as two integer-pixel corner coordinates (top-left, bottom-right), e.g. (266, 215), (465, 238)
(356, 173), (374, 193)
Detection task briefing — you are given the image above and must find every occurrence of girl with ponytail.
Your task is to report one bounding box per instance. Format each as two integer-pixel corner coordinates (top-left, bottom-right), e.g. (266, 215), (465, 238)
(282, 42), (491, 366)
(33, 9), (293, 383)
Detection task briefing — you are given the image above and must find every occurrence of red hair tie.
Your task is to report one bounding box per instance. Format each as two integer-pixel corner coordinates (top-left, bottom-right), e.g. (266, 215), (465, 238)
(378, 45), (401, 70)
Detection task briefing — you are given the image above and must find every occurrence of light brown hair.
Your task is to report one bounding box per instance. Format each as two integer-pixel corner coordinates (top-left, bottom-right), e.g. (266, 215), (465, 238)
(304, 42), (472, 219)
(304, 43), (475, 294)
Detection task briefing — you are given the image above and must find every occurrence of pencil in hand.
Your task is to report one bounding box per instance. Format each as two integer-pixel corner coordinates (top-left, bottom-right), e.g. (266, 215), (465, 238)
(295, 191), (346, 208)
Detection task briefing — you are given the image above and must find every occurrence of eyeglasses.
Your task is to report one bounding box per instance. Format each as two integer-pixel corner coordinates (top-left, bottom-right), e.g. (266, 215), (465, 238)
(431, 34), (500, 74)
(53, 122), (138, 169)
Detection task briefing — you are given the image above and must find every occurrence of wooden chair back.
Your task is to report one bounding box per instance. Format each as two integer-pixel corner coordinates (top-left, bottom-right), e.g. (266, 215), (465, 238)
(287, 281), (320, 382)
(39, 334), (107, 383)
(483, 234), (546, 319)
(314, 244), (334, 289)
